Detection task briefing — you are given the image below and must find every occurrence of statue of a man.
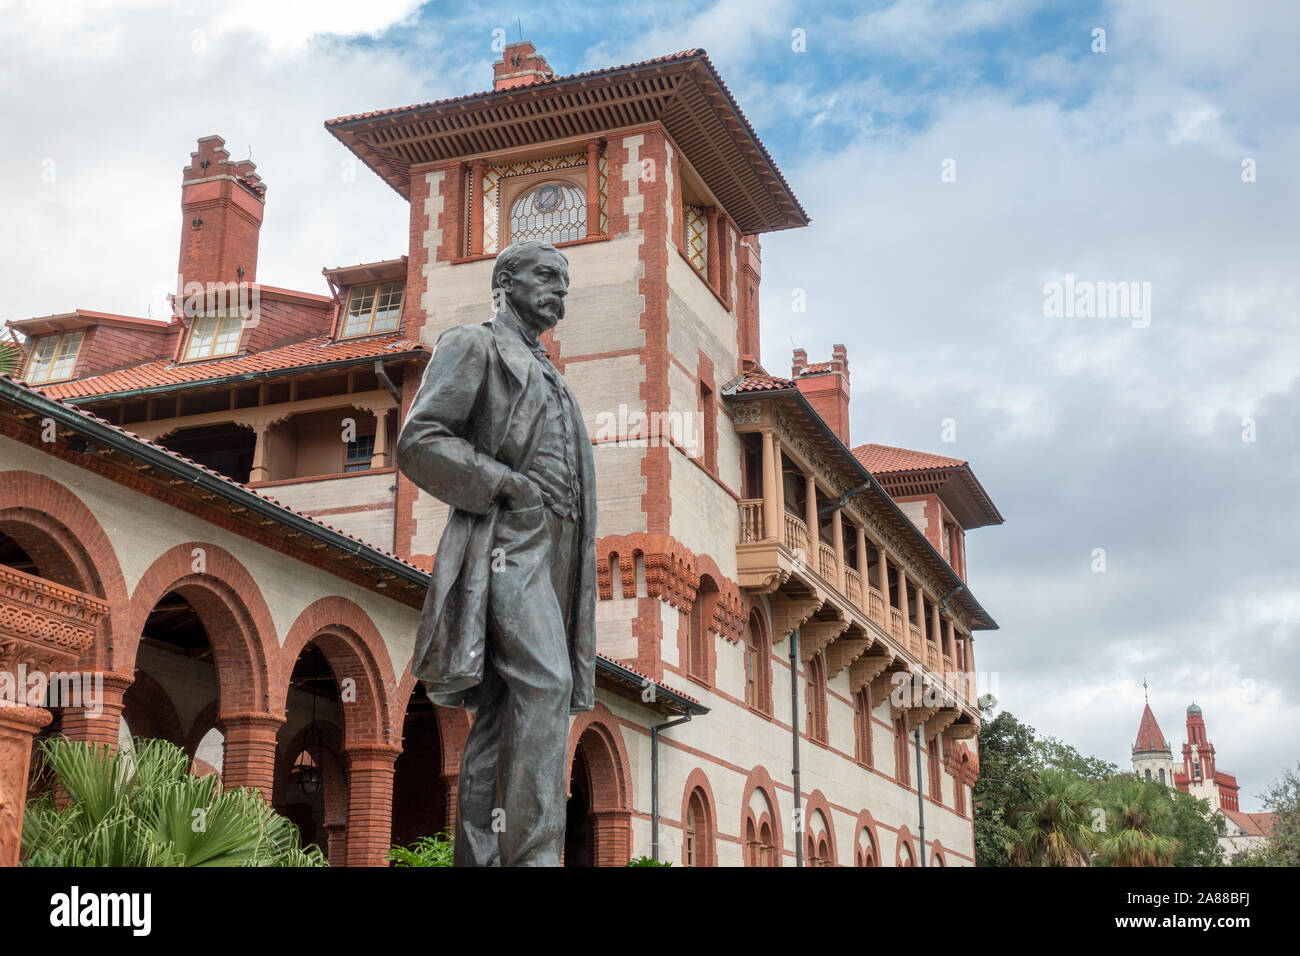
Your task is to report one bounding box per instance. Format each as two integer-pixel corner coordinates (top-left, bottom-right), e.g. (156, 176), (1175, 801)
(395, 239), (597, 867)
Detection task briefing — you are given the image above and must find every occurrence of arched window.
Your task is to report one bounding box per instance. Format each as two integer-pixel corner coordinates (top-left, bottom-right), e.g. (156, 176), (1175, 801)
(508, 181), (587, 245)
(894, 716), (911, 785)
(744, 611), (772, 714)
(899, 841), (915, 867)
(805, 651), (828, 744)
(927, 737), (942, 801)
(854, 686), (873, 766)
(687, 576), (718, 684)
(1159, 768), (1166, 785)
(856, 827), (878, 867)
(683, 787), (714, 867)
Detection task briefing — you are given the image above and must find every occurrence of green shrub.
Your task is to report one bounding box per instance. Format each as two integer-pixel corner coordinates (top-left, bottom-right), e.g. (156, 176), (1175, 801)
(388, 834), (455, 867)
(22, 736), (326, 867)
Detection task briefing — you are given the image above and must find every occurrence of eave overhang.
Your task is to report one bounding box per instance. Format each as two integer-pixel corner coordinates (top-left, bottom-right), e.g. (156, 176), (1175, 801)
(325, 50), (809, 235)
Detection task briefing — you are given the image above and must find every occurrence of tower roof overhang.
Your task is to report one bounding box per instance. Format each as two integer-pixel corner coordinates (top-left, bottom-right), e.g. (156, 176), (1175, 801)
(325, 49), (809, 235)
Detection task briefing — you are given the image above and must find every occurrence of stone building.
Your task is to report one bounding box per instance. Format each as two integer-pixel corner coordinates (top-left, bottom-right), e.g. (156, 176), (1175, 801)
(1130, 699), (1274, 862)
(1, 43), (1003, 866)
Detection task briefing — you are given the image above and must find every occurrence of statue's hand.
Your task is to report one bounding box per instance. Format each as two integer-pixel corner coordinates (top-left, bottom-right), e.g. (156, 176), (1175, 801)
(499, 472), (543, 510)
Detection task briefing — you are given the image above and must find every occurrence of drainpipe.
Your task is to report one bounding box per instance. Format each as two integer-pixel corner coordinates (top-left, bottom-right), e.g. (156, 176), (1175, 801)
(651, 710), (693, 862)
(790, 627), (804, 867)
(915, 726), (927, 867)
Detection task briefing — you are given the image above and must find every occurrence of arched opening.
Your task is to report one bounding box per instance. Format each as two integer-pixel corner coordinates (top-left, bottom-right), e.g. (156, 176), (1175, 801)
(274, 642), (347, 861)
(805, 809), (833, 867)
(564, 746), (592, 868)
(564, 721), (631, 866)
(391, 682), (445, 845)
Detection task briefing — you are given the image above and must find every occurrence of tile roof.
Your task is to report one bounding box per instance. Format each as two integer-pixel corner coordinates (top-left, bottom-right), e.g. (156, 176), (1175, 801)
(1133, 703), (1170, 752)
(798, 361), (835, 375)
(724, 370), (797, 393)
(38, 334), (426, 401)
(0, 372), (427, 578)
(852, 442), (968, 474)
(326, 48), (808, 233)
(327, 48), (701, 126)
(1222, 809), (1275, 838)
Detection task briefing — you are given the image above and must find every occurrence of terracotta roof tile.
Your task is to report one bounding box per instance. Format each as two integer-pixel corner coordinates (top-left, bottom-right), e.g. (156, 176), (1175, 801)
(724, 371), (797, 393)
(1133, 703), (1170, 752)
(1222, 808), (1274, 837)
(37, 334), (426, 400)
(852, 442), (968, 474)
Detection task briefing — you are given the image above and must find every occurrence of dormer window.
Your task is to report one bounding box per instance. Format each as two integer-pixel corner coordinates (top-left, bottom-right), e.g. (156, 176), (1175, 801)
(24, 330), (84, 383)
(341, 281), (404, 338)
(183, 314), (242, 361)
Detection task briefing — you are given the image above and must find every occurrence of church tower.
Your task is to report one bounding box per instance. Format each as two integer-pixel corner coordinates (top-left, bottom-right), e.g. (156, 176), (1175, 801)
(1130, 687), (1175, 786)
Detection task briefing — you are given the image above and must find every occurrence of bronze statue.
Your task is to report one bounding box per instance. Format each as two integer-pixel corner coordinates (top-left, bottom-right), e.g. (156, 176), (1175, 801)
(395, 239), (597, 866)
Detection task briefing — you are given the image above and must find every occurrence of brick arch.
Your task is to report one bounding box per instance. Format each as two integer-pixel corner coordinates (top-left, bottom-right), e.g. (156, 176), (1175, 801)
(120, 670), (184, 749)
(0, 470), (129, 670)
(276, 596), (397, 748)
(680, 768), (718, 867)
(895, 825), (918, 867)
(567, 703), (633, 866)
(391, 662), (471, 781)
(803, 788), (837, 866)
(852, 809), (883, 867)
(740, 765), (783, 866)
(120, 543), (277, 715)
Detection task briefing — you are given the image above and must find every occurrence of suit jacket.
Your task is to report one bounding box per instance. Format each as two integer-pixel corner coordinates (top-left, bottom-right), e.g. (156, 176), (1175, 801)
(395, 311), (597, 713)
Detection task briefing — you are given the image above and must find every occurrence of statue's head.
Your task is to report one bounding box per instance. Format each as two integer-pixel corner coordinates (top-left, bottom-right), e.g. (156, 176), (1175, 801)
(491, 240), (570, 337)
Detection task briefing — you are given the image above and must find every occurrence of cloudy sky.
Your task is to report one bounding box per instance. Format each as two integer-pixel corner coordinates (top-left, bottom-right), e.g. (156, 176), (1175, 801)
(3, 0), (1296, 810)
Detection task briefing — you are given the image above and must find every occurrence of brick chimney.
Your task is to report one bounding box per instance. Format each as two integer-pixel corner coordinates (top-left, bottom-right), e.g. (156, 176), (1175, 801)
(792, 345), (851, 446)
(177, 135), (266, 293)
(738, 235), (762, 369)
(493, 41), (555, 90)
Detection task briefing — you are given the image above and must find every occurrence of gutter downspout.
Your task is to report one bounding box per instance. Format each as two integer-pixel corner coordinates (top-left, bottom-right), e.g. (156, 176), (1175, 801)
(915, 726), (927, 867)
(791, 627), (803, 868)
(651, 710), (694, 862)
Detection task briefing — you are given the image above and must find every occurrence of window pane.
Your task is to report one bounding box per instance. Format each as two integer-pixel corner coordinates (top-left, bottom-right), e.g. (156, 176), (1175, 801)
(342, 285), (377, 337)
(509, 182), (587, 245)
(185, 317), (218, 359)
(372, 282), (404, 332)
(26, 335), (59, 382)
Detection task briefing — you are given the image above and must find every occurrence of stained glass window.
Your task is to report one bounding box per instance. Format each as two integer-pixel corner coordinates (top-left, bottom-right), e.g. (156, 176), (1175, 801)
(509, 182), (586, 245)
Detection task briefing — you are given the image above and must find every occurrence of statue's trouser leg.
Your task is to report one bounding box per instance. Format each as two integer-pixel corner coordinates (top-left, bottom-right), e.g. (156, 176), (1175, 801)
(453, 660), (505, 867)
(475, 503), (579, 866)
